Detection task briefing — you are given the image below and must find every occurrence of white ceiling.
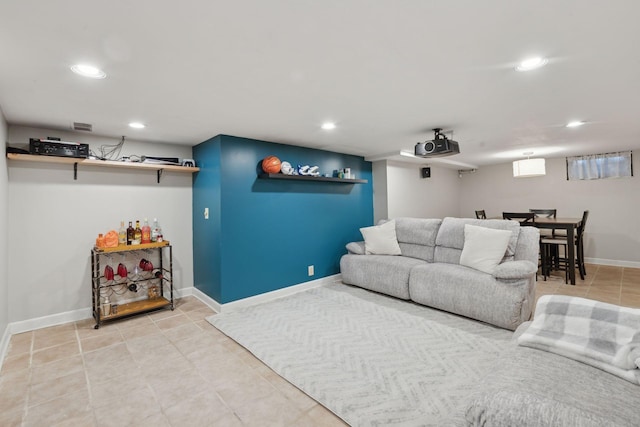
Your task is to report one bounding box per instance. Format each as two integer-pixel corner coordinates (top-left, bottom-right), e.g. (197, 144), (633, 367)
(1, 1), (639, 168)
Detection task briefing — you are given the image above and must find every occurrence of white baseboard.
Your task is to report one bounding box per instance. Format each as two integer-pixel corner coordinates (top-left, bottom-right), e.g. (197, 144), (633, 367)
(0, 324), (10, 370)
(189, 274), (342, 314)
(585, 258), (640, 269)
(9, 307), (93, 335)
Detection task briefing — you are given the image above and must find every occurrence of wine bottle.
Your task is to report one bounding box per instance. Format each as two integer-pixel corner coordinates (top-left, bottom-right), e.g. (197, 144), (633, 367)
(133, 220), (142, 245)
(118, 221), (127, 245)
(141, 218), (151, 244)
(126, 221), (134, 245)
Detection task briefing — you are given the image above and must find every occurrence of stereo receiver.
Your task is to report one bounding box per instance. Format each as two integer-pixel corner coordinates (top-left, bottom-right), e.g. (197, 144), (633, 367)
(29, 138), (89, 159)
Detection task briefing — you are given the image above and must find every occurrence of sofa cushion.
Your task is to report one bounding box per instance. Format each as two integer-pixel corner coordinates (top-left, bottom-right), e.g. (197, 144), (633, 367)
(360, 220), (402, 255)
(394, 218), (442, 262)
(460, 224), (512, 274)
(408, 263), (533, 330)
(340, 254), (425, 300)
(434, 217), (520, 265)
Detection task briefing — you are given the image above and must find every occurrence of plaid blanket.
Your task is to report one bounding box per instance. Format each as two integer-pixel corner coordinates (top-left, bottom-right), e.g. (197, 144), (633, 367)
(517, 295), (640, 384)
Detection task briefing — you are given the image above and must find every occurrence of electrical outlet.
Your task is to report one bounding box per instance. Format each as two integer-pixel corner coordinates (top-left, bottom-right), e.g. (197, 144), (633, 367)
(308, 265), (314, 276)
(204, 207), (209, 219)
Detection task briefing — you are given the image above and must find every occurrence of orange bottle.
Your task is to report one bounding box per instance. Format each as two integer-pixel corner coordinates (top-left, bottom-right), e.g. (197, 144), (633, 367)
(141, 218), (151, 244)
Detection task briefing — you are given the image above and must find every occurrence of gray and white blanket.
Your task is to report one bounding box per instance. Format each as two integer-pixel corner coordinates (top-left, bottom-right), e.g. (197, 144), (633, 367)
(517, 295), (640, 384)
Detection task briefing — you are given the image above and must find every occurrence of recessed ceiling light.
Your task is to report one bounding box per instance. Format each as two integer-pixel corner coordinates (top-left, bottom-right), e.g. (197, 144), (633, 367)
(70, 64), (106, 79)
(321, 122), (336, 130)
(566, 120), (585, 128)
(515, 57), (548, 72)
(129, 122), (145, 129)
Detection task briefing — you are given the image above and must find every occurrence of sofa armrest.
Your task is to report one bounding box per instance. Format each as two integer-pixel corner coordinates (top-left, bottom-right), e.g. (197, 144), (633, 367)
(346, 241), (366, 255)
(493, 260), (537, 280)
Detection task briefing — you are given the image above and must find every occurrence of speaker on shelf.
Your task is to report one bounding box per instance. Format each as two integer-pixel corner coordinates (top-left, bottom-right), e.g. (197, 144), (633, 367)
(421, 167), (431, 178)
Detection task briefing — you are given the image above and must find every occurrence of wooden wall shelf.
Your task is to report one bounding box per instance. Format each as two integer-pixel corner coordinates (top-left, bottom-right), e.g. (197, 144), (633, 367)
(7, 153), (199, 183)
(258, 172), (367, 184)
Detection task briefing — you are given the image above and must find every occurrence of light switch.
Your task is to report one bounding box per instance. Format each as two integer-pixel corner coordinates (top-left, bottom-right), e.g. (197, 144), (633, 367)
(204, 207), (209, 219)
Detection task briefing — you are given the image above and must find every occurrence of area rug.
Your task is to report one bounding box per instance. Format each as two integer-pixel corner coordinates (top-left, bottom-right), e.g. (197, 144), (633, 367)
(206, 284), (513, 426)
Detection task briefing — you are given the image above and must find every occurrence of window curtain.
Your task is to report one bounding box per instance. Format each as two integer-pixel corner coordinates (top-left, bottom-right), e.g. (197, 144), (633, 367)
(566, 151), (633, 180)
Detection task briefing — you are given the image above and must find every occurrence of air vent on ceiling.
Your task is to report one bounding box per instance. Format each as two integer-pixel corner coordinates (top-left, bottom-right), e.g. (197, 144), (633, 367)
(73, 122), (93, 132)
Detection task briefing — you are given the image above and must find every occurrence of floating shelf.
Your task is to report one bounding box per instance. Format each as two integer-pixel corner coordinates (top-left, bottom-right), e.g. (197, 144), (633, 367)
(7, 153), (199, 183)
(93, 240), (170, 254)
(258, 173), (367, 184)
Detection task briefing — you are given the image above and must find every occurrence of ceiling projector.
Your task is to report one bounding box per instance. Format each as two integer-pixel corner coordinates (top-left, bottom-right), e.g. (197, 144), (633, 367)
(414, 128), (460, 157)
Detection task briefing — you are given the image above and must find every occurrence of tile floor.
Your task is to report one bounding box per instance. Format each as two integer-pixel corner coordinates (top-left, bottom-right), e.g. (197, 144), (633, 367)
(1, 264), (639, 426)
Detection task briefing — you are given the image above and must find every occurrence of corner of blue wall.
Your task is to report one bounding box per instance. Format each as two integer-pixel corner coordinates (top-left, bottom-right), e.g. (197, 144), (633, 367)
(193, 134), (373, 304)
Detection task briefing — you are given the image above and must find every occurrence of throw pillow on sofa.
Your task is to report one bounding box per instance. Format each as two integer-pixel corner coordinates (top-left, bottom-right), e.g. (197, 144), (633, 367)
(360, 220), (402, 255)
(460, 224), (512, 274)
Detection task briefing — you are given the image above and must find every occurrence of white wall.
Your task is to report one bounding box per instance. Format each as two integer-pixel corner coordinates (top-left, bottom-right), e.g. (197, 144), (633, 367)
(459, 156), (640, 266)
(0, 111), (8, 337)
(7, 126), (195, 322)
(381, 161), (462, 221)
(372, 161), (388, 222)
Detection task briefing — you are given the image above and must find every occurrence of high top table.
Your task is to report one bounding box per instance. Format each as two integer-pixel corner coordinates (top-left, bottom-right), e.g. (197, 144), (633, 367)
(528, 217), (583, 285)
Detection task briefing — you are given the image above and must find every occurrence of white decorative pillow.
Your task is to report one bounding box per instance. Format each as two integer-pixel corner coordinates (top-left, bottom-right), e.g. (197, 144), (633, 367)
(359, 220), (402, 255)
(460, 224), (512, 274)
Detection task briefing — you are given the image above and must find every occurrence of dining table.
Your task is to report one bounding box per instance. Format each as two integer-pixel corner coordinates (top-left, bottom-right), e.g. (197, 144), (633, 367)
(526, 217), (583, 285)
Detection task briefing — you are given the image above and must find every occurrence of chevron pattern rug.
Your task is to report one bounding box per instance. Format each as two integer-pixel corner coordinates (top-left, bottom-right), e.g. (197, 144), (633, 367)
(206, 284), (513, 426)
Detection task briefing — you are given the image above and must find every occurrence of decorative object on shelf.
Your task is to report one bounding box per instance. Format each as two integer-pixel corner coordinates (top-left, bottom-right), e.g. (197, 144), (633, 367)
(258, 173), (367, 184)
(104, 265), (114, 281)
(297, 165), (320, 176)
(117, 263), (128, 278)
(139, 258), (154, 272)
(102, 297), (111, 316)
(280, 161), (294, 175)
(104, 230), (119, 247)
(261, 155), (281, 173)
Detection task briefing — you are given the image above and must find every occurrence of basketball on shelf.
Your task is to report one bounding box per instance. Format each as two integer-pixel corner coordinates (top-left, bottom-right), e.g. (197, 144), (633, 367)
(262, 155), (281, 173)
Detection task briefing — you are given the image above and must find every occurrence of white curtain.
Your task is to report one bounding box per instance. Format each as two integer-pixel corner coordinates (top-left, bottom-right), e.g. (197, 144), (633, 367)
(567, 151), (633, 180)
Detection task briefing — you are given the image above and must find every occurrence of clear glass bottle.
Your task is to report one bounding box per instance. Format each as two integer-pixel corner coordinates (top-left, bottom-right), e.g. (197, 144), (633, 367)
(141, 218), (151, 244)
(118, 221), (127, 246)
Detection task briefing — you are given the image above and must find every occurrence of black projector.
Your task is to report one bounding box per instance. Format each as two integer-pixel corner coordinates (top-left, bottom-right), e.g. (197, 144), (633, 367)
(414, 128), (460, 157)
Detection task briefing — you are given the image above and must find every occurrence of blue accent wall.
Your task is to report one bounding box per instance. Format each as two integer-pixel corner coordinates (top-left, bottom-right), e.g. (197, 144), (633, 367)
(192, 135), (373, 304)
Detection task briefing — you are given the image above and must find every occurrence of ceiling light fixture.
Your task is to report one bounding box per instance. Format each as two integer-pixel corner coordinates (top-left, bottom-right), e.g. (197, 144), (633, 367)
(321, 122), (336, 130)
(128, 122), (145, 129)
(513, 152), (546, 178)
(515, 57), (548, 72)
(70, 64), (106, 79)
(566, 120), (585, 128)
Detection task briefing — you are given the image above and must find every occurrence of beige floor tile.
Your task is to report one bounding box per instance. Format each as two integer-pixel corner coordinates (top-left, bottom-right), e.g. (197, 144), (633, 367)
(130, 413), (171, 427)
(7, 331), (33, 357)
(183, 307), (217, 322)
(261, 367), (318, 412)
(30, 354), (84, 385)
(619, 294), (640, 308)
(585, 291), (621, 305)
(231, 390), (304, 426)
(75, 318), (119, 340)
(119, 322), (162, 341)
(164, 390), (235, 427)
(24, 389), (91, 427)
(81, 330), (124, 353)
(153, 313), (193, 331)
(83, 343), (136, 382)
(0, 352), (30, 375)
(0, 371), (29, 413)
(93, 390), (162, 427)
(161, 321), (203, 343)
(33, 328), (78, 352)
(303, 404), (350, 426)
(0, 407), (24, 427)
(90, 371), (150, 408)
(146, 308), (180, 321)
(146, 366), (211, 410)
(173, 297), (209, 312)
(53, 413), (97, 427)
(113, 313), (155, 330)
(125, 331), (171, 354)
(31, 340), (80, 366)
(28, 370), (88, 407)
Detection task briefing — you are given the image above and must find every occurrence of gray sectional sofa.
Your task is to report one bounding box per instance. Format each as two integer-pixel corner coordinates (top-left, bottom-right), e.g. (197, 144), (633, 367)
(340, 217), (540, 330)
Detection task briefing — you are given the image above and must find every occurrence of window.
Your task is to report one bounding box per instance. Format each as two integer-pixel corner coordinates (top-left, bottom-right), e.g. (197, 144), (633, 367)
(566, 151), (633, 180)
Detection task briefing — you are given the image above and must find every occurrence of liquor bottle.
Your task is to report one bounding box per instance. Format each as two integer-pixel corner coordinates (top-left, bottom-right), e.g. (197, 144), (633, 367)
(118, 221), (127, 245)
(151, 218), (159, 242)
(141, 218), (151, 244)
(156, 221), (164, 242)
(126, 221), (134, 245)
(133, 220), (142, 245)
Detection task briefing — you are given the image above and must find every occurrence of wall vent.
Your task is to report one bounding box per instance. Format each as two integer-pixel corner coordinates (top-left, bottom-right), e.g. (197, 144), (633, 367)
(73, 122), (93, 132)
